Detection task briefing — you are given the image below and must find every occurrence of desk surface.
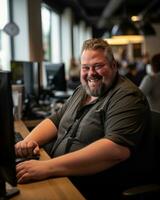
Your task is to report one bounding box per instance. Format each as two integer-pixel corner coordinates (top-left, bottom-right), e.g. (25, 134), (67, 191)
(13, 120), (86, 200)
(23, 119), (42, 129)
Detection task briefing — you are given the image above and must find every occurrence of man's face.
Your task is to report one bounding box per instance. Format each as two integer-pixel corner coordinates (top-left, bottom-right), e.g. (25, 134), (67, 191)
(80, 49), (117, 97)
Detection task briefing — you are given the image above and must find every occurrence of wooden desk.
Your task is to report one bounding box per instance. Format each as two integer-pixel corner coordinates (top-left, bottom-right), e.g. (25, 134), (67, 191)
(23, 119), (42, 129)
(13, 120), (86, 200)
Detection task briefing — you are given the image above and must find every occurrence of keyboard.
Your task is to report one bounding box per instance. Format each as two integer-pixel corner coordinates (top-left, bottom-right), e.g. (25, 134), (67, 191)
(15, 155), (40, 164)
(14, 131), (23, 144)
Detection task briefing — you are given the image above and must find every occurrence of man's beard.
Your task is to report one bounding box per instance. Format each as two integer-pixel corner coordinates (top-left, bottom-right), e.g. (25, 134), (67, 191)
(81, 73), (117, 97)
(82, 81), (108, 97)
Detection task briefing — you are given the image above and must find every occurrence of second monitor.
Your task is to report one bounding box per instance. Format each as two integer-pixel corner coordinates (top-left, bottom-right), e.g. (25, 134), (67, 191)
(43, 62), (67, 92)
(11, 60), (41, 119)
(11, 60), (40, 100)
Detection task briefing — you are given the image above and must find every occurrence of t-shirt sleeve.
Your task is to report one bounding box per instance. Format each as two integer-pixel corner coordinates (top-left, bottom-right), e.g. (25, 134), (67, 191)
(104, 89), (150, 153)
(139, 75), (153, 95)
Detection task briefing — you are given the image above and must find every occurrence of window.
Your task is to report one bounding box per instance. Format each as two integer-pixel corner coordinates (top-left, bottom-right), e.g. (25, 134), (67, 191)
(0, 0), (11, 70)
(41, 5), (51, 61)
(41, 4), (61, 62)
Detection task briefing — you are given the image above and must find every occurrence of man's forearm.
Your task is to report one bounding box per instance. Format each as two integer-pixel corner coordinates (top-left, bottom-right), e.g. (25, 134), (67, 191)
(46, 138), (130, 177)
(24, 118), (58, 146)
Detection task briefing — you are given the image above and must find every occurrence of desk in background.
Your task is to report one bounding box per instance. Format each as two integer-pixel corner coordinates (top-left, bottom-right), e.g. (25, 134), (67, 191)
(23, 119), (42, 130)
(13, 120), (86, 200)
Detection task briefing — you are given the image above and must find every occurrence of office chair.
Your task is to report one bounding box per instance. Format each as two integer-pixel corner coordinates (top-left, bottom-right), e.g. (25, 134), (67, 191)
(122, 111), (160, 200)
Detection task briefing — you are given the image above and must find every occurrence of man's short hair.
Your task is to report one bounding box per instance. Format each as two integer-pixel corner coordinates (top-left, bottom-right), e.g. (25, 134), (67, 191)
(81, 38), (115, 64)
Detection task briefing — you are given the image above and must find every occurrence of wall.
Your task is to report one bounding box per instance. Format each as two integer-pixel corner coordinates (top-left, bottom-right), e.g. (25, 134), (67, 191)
(144, 24), (160, 57)
(13, 0), (30, 60)
(28, 0), (43, 62)
(13, 0), (43, 62)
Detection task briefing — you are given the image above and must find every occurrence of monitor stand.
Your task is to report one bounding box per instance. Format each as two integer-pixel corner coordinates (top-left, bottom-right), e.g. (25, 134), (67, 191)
(5, 182), (20, 198)
(0, 179), (19, 200)
(0, 178), (6, 200)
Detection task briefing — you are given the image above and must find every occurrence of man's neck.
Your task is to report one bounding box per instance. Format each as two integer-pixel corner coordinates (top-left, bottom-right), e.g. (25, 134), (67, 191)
(82, 95), (98, 106)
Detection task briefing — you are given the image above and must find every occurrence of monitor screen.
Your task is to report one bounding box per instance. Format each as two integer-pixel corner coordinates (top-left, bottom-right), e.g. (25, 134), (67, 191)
(44, 62), (67, 92)
(11, 60), (40, 99)
(0, 71), (19, 197)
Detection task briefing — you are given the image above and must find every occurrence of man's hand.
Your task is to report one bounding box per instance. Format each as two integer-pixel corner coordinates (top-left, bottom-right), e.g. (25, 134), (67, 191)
(16, 160), (50, 184)
(15, 140), (40, 158)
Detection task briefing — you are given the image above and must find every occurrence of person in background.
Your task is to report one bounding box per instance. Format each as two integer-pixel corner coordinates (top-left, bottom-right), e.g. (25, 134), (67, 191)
(136, 53), (150, 84)
(139, 53), (160, 112)
(118, 47), (129, 76)
(125, 62), (139, 86)
(15, 38), (150, 200)
(137, 52), (150, 73)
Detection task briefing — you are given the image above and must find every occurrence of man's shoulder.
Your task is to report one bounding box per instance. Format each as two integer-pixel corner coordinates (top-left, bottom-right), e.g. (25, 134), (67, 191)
(114, 75), (141, 95)
(108, 75), (148, 106)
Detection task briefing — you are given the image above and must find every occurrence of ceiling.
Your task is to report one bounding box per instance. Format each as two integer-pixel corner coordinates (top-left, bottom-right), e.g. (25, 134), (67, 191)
(43, 0), (160, 36)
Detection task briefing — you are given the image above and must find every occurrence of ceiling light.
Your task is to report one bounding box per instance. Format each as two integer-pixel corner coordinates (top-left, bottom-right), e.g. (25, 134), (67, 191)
(106, 35), (144, 45)
(131, 15), (142, 22)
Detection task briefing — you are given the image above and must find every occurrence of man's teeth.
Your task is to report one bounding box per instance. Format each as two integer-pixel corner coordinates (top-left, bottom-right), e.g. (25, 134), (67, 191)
(89, 78), (99, 82)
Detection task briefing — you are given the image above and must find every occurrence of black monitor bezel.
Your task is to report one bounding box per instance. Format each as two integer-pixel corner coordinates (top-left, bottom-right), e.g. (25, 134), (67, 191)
(0, 71), (17, 187)
(44, 62), (67, 92)
(10, 60), (41, 99)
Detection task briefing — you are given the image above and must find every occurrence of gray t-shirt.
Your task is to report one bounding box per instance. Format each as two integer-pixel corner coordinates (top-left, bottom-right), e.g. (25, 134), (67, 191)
(49, 75), (150, 157)
(139, 72), (160, 112)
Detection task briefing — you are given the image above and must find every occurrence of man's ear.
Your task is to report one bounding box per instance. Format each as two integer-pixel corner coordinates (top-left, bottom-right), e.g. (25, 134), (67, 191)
(111, 60), (117, 71)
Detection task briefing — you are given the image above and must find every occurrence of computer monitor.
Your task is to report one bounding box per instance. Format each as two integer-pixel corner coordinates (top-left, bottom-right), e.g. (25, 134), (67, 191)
(0, 71), (19, 198)
(11, 60), (40, 99)
(44, 62), (67, 92)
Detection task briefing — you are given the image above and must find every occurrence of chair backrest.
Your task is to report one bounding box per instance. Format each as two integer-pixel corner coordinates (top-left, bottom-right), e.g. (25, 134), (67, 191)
(121, 111), (160, 187)
(122, 111), (160, 198)
(133, 110), (160, 183)
(150, 111), (160, 170)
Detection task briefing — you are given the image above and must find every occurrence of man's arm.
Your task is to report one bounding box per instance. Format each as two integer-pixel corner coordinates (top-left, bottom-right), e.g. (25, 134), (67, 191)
(47, 138), (130, 176)
(23, 118), (58, 145)
(16, 138), (130, 183)
(15, 119), (58, 157)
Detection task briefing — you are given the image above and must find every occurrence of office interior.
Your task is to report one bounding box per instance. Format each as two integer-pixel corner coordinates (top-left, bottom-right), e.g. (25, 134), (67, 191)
(0, 0), (160, 199)
(1, 0), (160, 122)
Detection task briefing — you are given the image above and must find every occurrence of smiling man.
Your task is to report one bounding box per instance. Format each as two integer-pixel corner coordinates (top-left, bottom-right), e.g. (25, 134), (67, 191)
(80, 40), (117, 98)
(15, 38), (150, 200)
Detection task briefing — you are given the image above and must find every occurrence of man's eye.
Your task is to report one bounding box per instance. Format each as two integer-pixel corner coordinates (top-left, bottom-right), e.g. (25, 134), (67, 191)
(82, 66), (89, 70)
(95, 64), (102, 69)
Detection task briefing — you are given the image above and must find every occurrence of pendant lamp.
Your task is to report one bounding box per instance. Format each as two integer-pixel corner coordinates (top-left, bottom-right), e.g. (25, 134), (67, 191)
(138, 21), (156, 36)
(110, 18), (144, 44)
(111, 18), (140, 36)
